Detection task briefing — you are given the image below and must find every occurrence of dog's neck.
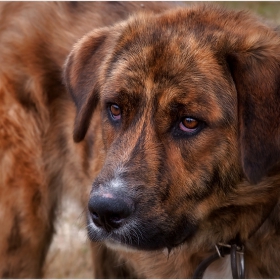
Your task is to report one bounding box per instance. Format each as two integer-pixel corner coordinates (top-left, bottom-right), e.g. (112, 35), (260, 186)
(113, 176), (280, 278)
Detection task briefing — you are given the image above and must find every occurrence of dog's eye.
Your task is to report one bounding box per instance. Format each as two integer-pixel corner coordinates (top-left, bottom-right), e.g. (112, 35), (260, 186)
(110, 104), (121, 120)
(179, 117), (199, 132)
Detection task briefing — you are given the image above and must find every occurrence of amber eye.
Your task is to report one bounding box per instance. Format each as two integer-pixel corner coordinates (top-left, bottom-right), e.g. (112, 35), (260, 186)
(179, 117), (199, 132)
(110, 104), (121, 120)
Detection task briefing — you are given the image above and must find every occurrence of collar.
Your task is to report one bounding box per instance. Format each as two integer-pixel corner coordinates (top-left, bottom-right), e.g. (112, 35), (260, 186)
(193, 192), (278, 279)
(193, 240), (245, 279)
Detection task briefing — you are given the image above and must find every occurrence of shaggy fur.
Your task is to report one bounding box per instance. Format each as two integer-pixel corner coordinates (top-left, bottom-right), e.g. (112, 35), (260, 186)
(1, 1), (280, 278)
(64, 3), (280, 279)
(0, 2), (173, 278)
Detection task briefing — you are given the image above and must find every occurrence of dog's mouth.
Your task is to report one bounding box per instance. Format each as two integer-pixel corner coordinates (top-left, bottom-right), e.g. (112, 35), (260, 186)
(86, 210), (197, 251)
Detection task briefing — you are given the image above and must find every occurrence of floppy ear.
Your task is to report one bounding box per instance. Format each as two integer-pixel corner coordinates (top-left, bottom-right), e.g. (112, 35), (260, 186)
(63, 27), (111, 142)
(227, 34), (280, 184)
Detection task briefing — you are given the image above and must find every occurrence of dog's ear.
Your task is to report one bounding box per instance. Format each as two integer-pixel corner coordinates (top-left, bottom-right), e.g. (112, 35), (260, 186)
(227, 31), (280, 184)
(63, 27), (112, 142)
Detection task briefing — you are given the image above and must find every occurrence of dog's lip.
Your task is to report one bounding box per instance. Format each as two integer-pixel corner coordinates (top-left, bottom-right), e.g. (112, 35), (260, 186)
(87, 211), (197, 251)
(105, 239), (133, 249)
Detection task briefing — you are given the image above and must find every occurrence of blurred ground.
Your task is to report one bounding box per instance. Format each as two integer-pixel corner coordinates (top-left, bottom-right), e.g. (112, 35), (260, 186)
(42, 2), (280, 278)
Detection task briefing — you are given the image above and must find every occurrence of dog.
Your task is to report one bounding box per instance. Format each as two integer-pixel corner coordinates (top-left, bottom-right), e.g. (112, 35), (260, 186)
(1, 1), (280, 278)
(64, 3), (280, 279)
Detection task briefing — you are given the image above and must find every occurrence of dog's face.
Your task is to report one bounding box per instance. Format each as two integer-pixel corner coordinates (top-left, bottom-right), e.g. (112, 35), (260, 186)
(64, 6), (280, 251)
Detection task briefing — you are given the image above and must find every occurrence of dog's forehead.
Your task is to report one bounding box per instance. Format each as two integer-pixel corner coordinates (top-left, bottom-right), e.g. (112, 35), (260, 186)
(102, 8), (236, 123)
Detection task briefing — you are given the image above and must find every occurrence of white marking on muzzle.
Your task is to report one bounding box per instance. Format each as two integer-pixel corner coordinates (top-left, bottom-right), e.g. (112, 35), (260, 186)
(107, 164), (128, 190)
(109, 177), (124, 189)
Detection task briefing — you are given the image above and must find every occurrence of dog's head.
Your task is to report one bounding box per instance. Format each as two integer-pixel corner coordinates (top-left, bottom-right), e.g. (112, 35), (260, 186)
(64, 6), (280, 251)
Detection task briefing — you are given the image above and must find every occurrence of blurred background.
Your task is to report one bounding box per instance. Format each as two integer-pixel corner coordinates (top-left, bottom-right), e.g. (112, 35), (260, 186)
(197, 1), (280, 24)
(42, 2), (280, 278)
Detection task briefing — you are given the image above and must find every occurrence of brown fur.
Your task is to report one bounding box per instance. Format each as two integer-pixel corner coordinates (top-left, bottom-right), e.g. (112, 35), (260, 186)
(1, 1), (280, 278)
(0, 2), (173, 278)
(64, 4), (280, 279)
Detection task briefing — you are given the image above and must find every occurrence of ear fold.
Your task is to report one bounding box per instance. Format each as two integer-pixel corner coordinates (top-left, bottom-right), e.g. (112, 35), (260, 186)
(63, 27), (111, 142)
(227, 37), (280, 184)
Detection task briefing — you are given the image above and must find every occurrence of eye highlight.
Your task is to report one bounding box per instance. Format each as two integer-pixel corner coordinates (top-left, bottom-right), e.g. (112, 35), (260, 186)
(109, 104), (121, 120)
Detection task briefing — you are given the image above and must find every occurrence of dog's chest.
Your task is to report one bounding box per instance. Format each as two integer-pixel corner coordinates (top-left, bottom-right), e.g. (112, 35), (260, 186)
(203, 255), (232, 279)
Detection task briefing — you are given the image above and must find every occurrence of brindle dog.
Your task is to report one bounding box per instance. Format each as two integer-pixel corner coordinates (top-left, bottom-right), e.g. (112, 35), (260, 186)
(64, 4), (280, 279)
(1, 1), (280, 278)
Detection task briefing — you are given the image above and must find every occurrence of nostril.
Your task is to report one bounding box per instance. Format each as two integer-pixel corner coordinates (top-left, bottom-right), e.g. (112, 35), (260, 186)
(91, 211), (99, 219)
(109, 214), (123, 225)
(90, 211), (103, 228)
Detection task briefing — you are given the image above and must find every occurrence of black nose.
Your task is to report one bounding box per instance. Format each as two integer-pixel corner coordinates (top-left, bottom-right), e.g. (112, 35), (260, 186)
(88, 195), (133, 232)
